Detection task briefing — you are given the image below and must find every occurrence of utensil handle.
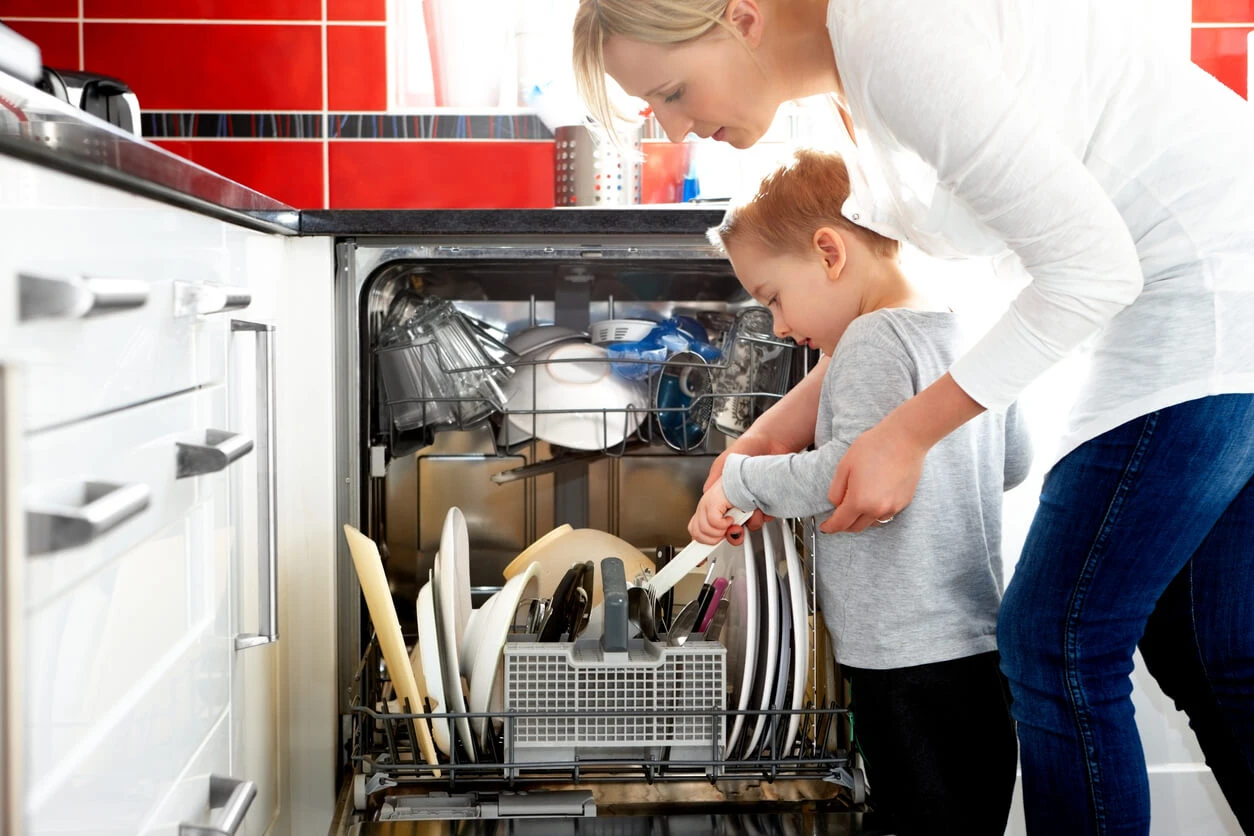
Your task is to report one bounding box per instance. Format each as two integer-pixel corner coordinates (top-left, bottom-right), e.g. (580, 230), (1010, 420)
(232, 320), (279, 650)
(600, 557), (628, 653)
(179, 774), (256, 836)
(646, 507), (750, 598)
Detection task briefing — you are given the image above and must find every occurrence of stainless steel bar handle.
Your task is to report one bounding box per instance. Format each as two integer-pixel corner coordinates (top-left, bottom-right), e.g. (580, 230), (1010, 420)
(176, 430), (254, 479)
(179, 774), (256, 836)
(173, 282), (252, 317)
(18, 273), (149, 321)
(231, 319), (278, 650)
(26, 482), (151, 555)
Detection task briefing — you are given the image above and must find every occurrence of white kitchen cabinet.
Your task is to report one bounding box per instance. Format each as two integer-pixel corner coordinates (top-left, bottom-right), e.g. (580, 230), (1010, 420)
(0, 153), (295, 836)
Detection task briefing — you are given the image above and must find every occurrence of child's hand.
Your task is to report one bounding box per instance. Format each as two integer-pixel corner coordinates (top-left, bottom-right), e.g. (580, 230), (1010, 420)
(689, 481), (737, 545)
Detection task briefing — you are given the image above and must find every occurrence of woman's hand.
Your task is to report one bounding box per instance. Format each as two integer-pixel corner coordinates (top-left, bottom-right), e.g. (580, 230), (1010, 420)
(689, 480), (739, 545)
(704, 436), (791, 544)
(820, 373), (985, 533)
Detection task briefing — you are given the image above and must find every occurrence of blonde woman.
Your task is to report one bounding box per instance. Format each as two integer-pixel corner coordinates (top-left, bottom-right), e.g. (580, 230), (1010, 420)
(572, 1), (1254, 834)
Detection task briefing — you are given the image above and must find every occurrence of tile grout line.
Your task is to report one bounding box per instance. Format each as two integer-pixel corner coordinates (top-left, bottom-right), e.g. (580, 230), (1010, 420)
(0, 17), (386, 25)
(322, 0), (330, 209)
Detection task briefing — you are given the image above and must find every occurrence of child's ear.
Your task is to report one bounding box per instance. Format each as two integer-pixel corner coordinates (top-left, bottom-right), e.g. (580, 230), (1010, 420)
(813, 227), (847, 279)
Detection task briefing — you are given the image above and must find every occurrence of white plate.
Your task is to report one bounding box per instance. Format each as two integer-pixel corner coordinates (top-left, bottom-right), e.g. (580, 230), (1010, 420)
(503, 342), (649, 451)
(439, 507), (473, 674)
(778, 518), (811, 759)
(416, 573), (451, 755)
(433, 546), (476, 763)
(469, 562), (540, 749)
(723, 536), (759, 758)
(772, 570), (793, 754)
(743, 526), (781, 757)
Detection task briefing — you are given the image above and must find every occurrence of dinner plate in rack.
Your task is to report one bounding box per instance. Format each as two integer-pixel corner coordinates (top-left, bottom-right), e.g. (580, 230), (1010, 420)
(433, 546), (476, 763)
(723, 536), (759, 758)
(771, 570), (793, 755)
(778, 518), (811, 759)
(439, 507), (474, 674)
(469, 561), (540, 749)
(416, 573), (450, 755)
(743, 525), (780, 758)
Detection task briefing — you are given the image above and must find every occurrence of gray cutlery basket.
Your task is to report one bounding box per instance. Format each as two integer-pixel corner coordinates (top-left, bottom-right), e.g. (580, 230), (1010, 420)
(502, 637), (726, 774)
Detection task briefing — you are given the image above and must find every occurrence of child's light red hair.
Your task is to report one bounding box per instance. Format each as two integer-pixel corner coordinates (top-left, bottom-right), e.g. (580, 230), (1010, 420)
(708, 148), (901, 259)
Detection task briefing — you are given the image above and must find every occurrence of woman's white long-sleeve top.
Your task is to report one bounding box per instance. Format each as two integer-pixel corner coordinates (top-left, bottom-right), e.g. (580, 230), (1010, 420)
(827, 0), (1254, 463)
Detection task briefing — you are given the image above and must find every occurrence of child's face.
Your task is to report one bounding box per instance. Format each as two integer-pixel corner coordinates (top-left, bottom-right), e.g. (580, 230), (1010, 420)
(724, 229), (862, 356)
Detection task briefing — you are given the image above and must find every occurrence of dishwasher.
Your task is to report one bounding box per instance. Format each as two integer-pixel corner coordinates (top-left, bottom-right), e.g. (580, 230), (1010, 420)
(330, 229), (869, 834)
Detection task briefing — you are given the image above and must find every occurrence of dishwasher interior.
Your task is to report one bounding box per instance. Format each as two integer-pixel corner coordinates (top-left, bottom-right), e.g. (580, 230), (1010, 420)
(333, 236), (865, 827)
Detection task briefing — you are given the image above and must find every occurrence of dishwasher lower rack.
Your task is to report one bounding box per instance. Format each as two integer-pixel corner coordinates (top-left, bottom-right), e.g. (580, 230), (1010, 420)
(346, 635), (865, 808)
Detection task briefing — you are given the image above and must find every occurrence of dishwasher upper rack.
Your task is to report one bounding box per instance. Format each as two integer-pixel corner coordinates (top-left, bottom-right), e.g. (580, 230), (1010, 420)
(346, 634), (860, 794)
(374, 316), (796, 456)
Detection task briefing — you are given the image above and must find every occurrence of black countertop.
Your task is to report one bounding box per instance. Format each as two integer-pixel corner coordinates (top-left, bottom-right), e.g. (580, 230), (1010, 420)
(0, 69), (299, 235)
(299, 207), (728, 237)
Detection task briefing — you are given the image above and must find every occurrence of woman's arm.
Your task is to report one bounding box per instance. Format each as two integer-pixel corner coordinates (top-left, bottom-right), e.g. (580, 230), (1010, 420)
(821, 3), (1144, 530)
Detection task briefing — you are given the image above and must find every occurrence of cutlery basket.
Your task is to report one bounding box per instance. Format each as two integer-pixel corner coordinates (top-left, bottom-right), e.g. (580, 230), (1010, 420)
(502, 637), (726, 775)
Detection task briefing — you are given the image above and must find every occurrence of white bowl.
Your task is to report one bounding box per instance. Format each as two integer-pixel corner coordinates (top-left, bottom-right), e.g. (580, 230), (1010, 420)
(503, 342), (649, 451)
(505, 324), (587, 356)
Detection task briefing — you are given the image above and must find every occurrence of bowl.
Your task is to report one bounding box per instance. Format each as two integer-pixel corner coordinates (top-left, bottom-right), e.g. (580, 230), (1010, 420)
(505, 324), (588, 356)
(502, 342), (649, 451)
(504, 527), (654, 608)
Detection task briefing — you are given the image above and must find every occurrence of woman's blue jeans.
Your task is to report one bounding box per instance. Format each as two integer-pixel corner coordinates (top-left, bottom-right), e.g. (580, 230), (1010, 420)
(999, 393), (1254, 835)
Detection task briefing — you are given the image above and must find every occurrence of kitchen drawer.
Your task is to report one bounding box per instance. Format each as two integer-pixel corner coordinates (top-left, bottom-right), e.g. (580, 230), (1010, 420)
(22, 387), (240, 835)
(21, 383), (248, 607)
(0, 155), (257, 431)
(139, 710), (244, 836)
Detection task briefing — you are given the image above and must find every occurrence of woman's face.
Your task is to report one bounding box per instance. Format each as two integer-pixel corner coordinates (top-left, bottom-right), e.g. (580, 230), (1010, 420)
(603, 28), (782, 148)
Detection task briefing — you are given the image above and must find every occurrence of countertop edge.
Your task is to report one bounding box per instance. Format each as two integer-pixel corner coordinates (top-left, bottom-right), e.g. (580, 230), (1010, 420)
(297, 208), (729, 237)
(0, 136), (300, 236)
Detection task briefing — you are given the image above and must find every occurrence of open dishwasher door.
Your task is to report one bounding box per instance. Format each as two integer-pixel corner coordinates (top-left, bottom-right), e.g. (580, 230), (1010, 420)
(331, 222), (865, 830)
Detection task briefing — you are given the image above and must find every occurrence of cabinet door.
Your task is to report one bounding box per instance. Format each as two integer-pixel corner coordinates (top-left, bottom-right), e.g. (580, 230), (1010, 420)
(22, 386), (235, 836)
(0, 367), (21, 836)
(223, 239), (284, 836)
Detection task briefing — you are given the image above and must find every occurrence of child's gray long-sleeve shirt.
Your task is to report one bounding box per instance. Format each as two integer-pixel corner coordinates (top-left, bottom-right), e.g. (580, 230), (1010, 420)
(722, 309), (1032, 669)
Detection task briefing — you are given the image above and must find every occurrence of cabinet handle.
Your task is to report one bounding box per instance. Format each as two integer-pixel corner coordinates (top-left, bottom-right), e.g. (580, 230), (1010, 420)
(231, 320), (278, 650)
(26, 481), (151, 555)
(18, 273), (149, 321)
(176, 430), (254, 479)
(179, 774), (256, 836)
(173, 282), (252, 317)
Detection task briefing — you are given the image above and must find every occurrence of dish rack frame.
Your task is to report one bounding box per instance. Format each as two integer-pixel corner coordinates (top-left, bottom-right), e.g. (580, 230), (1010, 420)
(344, 521), (865, 812)
(373, 298), (797, 460)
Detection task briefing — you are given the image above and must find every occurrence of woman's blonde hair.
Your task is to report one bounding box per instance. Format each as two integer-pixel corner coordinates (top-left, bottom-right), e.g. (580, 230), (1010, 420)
(709, 148), (902, 259)
(572, 0), (735, 137)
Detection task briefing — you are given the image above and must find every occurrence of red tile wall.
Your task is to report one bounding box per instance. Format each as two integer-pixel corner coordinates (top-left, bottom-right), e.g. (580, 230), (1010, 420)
(0, 0), (77, 16)
(4, 19), (78, 69)
(330, 141), (554, 209)
(1193, 0), (1254, 22)
(328, 25), (387, 111)
(84, 0), (321, 19)
(84, 22), (323, 110)
(154, 139), (325, 208)
(13, 2), (1233, 209)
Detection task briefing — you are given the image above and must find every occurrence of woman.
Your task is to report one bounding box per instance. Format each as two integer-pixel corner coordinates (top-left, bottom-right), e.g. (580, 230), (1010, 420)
(572, 1), (1254, 833)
